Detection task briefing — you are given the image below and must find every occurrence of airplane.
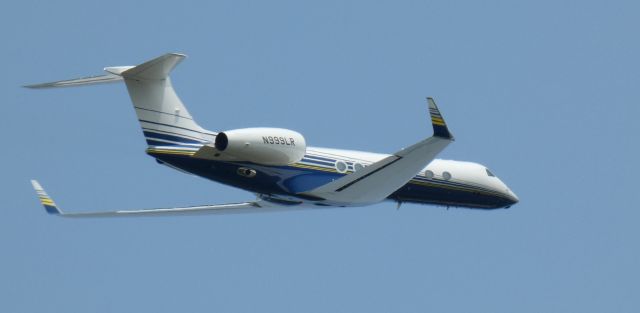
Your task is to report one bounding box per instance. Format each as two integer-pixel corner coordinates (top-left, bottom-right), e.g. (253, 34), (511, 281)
(27, 53), (519, 217)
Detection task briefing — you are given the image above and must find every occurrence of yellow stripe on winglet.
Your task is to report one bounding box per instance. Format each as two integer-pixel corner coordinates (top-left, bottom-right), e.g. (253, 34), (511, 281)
(41, 199), (55, 206)
(38, 196), (55, 205)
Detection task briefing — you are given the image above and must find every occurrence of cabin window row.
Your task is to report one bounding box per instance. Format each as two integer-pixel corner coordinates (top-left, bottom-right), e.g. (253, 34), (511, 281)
(334, 160), (366, 174)
(424, 170), (452, 181)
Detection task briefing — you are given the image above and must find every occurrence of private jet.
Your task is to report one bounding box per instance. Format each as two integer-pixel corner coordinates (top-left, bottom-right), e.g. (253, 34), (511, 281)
(27, 53), (518, 217)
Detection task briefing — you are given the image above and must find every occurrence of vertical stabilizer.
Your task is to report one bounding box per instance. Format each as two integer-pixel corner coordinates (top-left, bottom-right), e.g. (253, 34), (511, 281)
(120, 53), (214, 148)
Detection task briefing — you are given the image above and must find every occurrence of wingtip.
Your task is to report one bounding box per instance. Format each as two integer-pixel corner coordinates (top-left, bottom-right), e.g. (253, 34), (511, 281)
(30, 180), (62, 215)
(23, 84), (45, 89)
(426, 97), (454, 140)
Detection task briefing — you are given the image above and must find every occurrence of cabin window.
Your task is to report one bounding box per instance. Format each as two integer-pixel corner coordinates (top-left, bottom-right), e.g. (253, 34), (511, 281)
(335, 160), (348, 173)
(486, 169), (495, 177)
(442, 171), (451, 180)
(424, 170), (434, 179)
(353, 162), (365, 172)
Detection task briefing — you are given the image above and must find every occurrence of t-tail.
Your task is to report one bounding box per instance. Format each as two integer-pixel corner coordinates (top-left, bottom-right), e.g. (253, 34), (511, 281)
(25, 53), (215, 151)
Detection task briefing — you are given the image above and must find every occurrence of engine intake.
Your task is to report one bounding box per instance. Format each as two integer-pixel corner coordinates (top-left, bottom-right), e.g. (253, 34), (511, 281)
(214, 132), (229, 151)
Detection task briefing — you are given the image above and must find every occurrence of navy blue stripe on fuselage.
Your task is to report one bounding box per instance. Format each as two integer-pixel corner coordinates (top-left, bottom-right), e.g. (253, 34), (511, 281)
(143, 131), (204, 144)
(304, 155), (336, 163)
(138, 119), (217, 136)
(142, 127), (207, 142)
(300, 157), (335, 167)
(144, 139), (203, 149)
(145, 139), (190, 147)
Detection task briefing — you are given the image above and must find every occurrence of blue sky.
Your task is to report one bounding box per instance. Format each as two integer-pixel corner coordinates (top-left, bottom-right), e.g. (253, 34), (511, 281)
(2, 1), (639, 312)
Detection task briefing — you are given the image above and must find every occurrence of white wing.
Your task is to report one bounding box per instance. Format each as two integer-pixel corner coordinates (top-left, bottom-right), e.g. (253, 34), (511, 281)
(30, 180), (304, 217)
(299, 98), (454, 205)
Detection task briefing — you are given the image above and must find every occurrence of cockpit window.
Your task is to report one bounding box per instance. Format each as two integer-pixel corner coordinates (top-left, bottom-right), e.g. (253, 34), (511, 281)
(486, 168), (495, 177)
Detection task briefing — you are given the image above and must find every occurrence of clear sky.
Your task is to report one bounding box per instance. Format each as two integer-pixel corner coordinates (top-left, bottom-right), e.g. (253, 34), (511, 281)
(2, 1), (638, 312)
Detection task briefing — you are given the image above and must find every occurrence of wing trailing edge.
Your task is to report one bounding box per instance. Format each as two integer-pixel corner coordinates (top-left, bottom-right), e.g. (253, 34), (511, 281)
(30, 180), (304, 217)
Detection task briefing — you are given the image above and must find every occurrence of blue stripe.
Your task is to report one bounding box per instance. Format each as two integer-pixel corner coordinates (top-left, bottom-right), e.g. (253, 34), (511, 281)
(304, 154), (337, 163)
(138, 119), (216, 136)
(142, 127), (205, 142)
(145, 139), (200, 148)
(44, 205), (59, 214)
(143, 131), (204, 144)
(301, 158), (335, 167)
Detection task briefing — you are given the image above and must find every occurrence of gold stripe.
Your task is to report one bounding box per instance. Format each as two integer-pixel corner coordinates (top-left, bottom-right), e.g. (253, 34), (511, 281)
(146, 148), (196, 152)
(147, 149), (195, 156)
(292, 163), (353, 175)
(41, 199), (55, 206)
(147, 149), (195, 153)
(153, 150), (194, 154)
(292, 163), (336, 173)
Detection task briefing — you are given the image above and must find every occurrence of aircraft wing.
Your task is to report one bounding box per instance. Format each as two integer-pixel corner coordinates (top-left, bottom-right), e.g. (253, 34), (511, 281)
(299, 98), (454, 205)
(30, 180), (303, 217)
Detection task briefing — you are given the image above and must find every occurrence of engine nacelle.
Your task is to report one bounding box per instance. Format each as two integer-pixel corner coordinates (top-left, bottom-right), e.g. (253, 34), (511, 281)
(214, 127), (306, 165)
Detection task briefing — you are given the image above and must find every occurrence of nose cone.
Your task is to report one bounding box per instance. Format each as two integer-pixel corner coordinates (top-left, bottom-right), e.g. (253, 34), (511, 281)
(503, 187), (519, 208)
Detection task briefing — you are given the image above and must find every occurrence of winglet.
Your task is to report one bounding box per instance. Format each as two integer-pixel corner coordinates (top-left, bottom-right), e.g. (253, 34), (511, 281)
(427, 97), (454, 140)
(30, 180), (63, 215)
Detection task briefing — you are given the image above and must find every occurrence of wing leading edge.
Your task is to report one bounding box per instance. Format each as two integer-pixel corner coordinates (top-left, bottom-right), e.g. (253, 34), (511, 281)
(299, 97), (454, 205)
(30, 180), (303, 217)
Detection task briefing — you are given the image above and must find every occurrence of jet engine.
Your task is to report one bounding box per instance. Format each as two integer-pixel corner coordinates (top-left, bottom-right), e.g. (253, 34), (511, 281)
(213, 127), (306, 165)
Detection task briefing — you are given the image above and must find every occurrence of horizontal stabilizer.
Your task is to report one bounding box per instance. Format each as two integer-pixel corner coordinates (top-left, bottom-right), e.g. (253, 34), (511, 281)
(24, 73), (123, 89)
(21, 52), (186, 88)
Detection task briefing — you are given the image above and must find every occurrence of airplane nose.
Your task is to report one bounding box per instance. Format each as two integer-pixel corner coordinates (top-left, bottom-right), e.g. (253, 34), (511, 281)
(504, 188), (519, 207)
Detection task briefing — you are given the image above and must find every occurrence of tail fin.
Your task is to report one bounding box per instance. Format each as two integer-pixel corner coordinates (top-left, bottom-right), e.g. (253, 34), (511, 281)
(25, 53), (215, 148)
